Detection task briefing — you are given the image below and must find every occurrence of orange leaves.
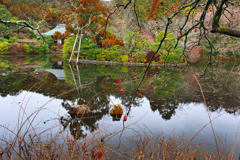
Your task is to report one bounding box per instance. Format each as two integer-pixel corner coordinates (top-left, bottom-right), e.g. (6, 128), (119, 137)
(8, 2), (46, 21)
(76, 6), (83, 12)
(91, 16), (98, 23)
(94, 5), (103, 12)
(65, 25), (76, 35)
(77, 19), (87, 26)
(98, 30), (120, 48)
(61, 0), (110, 47)
(64, 31), (71, 37)
(65, 25), (74, 31)
(53, 31), (64, 40)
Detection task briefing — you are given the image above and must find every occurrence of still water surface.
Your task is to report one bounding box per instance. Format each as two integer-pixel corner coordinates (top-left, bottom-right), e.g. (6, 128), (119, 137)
(0, 55), (240, 153)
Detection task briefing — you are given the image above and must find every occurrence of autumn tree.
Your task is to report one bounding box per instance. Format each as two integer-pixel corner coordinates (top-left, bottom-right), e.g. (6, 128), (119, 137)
(45, 7), (63, 28)
(8, 2), (46, 21)
(59, 0), (121, 62)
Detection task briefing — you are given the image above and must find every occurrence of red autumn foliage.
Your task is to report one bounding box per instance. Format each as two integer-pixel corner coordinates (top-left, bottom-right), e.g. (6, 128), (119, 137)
(145, 51), (160, 63)
(98, 152), (103, 159)
(8, 43), (25, 54)
(147, 0), (160, 20)
(51, 2), (57, 8)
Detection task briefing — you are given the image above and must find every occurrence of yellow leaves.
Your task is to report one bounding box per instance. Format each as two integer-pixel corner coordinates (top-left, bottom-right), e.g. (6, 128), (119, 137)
(185, 7), (196, 17)
(138, 151), (144, 159)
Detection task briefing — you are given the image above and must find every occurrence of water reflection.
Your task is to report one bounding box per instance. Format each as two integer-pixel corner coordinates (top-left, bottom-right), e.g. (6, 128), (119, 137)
(0, 56), (240, 142)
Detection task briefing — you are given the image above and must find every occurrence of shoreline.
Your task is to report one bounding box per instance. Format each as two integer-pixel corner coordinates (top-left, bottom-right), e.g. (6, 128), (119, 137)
(69, 59), (188, 67)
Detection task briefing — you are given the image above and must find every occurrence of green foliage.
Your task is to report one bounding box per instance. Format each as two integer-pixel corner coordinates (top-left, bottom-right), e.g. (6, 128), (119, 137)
(39, 35), (55, 48)
(0, 42), (11, 54)
(96, 52), (106, 61)
(0, 56), (11, 69)
(23, 43), (49, 54)
(132, 52), (147, 62)
(0, 4), (11, 20)
(121, 55), (129, 62)
(125, 30), (150, 53)
(153, 70), (182, 98)
(81, 37), (99, 60)
(28, 29), (37, 39)
(135, 0), (150, 22)
(0, 5), (12, 38)
(85, 48), (103, 60)
(24, 55), (49, 66)
(23, 44), (31, 54)
(104, 45), (128, 62)
(0, 37), (12, 43)
(49, 8), (61, 14)
(63, 36), (98, 60)
(63, 36), (75, 59)
(9, 35), (18, 42)
(33, 44), (49, 54)
(152, 31), (183, 63)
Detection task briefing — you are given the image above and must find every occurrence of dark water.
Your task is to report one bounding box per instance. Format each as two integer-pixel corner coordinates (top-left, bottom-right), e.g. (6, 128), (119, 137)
(0, 55), (240, 154)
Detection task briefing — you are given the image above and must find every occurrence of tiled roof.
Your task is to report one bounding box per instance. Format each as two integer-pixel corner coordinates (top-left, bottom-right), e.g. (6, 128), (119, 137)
(42, 24), (66, 36)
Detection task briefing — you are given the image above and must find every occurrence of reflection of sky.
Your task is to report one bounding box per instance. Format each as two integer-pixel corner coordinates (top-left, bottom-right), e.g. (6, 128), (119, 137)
(0, 91), (68, 140)
(96, 96), (240, 151)
(1, 92), (240, 153)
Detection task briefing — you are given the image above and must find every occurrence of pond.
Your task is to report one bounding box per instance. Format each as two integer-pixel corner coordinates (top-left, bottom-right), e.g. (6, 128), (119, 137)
(0, 55), (240, 158)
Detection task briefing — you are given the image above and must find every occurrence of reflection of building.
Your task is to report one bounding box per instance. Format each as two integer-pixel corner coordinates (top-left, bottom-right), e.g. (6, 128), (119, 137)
(46, 69), (65, 80)
(45, 61), (64, 80)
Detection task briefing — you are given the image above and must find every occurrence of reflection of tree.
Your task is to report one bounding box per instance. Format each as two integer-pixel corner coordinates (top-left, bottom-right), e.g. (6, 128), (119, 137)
(179, 64), (240, 115)
(146, 91), (178, 120)
(60, 101), (109, 140)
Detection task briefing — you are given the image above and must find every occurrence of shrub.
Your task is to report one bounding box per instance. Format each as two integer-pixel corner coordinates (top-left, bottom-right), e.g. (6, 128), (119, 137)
(8, 43), (26, 54)
(151, 31), (183, 63)
(24, 44), (31, 54)
(0, 42), (11, 54)
(28, 29), (37, 39)
(145, 51), (159, 62)
(33, 44), (49, 54)
(132, 52), (147, 62)
(39, 35), (55, 48)
(63, 36), (75, 59)
(96, 51), (107, 61)
(0, 37), (12, 43)
(9, 36), (18, 43)
(121, 55), (129, 62)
